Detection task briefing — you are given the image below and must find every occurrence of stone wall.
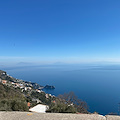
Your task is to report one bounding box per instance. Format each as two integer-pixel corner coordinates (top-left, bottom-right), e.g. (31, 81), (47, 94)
(0, 112), (120, 120)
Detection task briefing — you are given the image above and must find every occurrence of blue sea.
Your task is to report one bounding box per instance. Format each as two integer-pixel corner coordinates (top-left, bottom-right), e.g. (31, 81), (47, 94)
(2, 64), (120, 115)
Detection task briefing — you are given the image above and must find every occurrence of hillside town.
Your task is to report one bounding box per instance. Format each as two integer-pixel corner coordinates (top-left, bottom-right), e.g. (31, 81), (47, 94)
(0, 70), (55, 93)
(0, 70), (55, 113)
(0, 70), (43, 91)
(0, 70), (89, 114)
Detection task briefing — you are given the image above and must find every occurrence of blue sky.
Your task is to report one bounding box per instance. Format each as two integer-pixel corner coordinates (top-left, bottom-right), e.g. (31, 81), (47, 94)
(0, 0), (120, 65)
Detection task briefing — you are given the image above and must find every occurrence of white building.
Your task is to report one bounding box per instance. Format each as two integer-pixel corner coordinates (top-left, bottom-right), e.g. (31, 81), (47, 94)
(29, 104), (49, 113)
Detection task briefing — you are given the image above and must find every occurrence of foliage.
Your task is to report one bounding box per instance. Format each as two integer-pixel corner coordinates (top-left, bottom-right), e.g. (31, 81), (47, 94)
(58, 92), (88, 113)
(0, 70), (14, 81)
(0, 83), (28, 111)
(0, 99), (28, 111)
(47, 99), (77, 113)
(0, 70), (89, 113)
(30, 91), (53, 105)
(47, 92), (88, 113)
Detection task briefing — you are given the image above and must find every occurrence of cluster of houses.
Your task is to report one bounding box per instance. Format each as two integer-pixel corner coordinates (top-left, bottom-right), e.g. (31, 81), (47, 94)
(0, 79), (7, 84)
(0, 71), (54, 113)
(0, 73), (44, 93)
(0, 78), (41, 92)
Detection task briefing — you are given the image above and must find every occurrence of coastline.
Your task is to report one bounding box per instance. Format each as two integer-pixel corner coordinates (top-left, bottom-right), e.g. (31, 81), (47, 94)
(2, 68), (120, 115)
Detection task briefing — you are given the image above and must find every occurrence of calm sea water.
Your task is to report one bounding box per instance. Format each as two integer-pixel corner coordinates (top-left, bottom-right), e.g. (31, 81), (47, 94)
(2, 65), (120, 115)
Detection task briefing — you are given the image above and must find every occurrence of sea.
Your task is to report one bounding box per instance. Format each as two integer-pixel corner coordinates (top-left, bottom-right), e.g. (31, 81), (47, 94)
(2, 64), (120, 115)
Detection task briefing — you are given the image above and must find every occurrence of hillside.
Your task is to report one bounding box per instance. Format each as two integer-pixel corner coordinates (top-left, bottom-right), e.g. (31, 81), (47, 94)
(0, 70), (54, 111)
(0, 83), (28, 111)
(0, 70), (88, 113)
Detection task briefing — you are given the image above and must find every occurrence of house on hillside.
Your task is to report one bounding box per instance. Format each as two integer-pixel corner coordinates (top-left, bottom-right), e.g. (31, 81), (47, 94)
(27, 102), (31, 108)
(2, 72), (6, 75)
(29, 104), (49, 113)
(2, 80), (7, 84)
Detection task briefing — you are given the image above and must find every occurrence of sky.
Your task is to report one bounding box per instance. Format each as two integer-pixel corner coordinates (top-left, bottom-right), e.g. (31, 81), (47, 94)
(0, 0), (120, 65)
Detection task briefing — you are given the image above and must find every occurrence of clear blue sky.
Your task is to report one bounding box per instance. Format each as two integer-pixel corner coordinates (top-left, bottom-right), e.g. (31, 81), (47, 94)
(0, 0), (120, 64)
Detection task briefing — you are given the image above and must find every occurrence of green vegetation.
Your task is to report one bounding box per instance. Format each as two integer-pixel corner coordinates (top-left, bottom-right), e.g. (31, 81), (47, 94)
(0, 70), (88, 113)
(0, 81), (88, 113)
(47, 98), (77, 113)
(0, 70), (14, 81)
(25, 91), (54, 107)
(31, 91), (52, 105)
(47, 92), (88, 113)
(0, 83), (28, 111)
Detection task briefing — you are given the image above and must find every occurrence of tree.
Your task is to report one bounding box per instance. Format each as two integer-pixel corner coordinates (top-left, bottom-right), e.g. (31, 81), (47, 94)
(47, 98), (77, 113)
(58, 92), (88, 113)
(0, 83), (29, 111)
